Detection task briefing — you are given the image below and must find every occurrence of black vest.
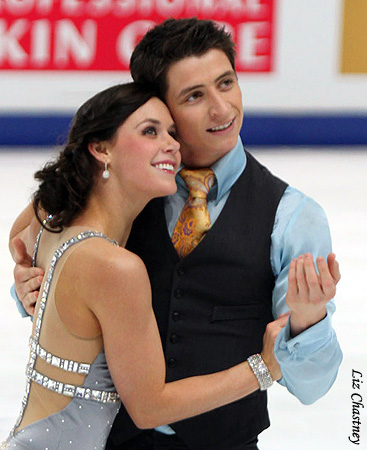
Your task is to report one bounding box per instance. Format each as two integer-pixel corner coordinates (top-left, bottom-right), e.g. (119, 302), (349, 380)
(108, 152), (288, 450)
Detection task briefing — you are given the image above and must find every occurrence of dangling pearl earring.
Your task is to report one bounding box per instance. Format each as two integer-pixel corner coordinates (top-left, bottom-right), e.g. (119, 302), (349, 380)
(102, 161), (110, 179)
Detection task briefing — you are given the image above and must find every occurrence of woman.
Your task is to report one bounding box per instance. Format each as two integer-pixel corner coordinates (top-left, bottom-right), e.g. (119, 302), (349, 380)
(3, 83), (287, 449)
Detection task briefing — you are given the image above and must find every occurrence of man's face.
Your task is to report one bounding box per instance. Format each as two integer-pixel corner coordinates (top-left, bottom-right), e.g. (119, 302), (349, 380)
(165, 49), (243, 168)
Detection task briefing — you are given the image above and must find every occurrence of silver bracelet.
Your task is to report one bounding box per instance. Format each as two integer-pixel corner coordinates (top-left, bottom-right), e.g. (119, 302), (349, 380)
(247, 353), (274, 391)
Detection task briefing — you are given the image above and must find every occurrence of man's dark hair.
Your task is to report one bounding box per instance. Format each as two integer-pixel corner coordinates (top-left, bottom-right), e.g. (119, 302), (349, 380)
(130, 18), (236, 99)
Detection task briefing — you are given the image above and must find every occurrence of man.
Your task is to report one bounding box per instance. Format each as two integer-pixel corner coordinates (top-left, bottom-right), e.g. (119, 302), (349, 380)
(12, 18), (342, 450)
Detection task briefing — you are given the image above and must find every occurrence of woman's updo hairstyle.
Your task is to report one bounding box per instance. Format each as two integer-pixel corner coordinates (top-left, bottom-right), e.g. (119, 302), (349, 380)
(33, 82), (156, 231)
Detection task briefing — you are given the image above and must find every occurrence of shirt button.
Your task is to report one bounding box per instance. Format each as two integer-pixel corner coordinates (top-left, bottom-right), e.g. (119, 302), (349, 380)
(174, 289), (182, 298)
(172, 311), (181, 321)
(170, 334), (180, 344)
(168, 358), (176, 367)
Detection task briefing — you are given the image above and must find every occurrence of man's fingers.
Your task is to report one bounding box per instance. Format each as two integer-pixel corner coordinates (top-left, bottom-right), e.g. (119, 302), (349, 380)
(14, 264), (44, 309)
(14, 264), (44, 284)
(23, 292), (37, 316)
(295, 256), (308, 296)
(11, 237), (44, 317)
(327, 253), (341, 285)
(12, 237), (32, 265)
(27, 306), (36, 315)
(25, 275), (43, 293)
(317, 256), (336, 299)
(304, 253), (323, 302)
(15, 275), (43, 301)
(287, 259), (298, 298)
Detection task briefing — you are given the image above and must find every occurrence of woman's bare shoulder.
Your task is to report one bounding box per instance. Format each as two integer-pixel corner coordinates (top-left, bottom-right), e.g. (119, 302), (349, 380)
(61, 238), (150, 304)
(77, 238), (147, 276)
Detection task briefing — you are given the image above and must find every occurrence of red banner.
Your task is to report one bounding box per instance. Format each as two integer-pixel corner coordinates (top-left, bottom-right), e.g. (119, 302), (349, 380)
(0, 0), (276, 72)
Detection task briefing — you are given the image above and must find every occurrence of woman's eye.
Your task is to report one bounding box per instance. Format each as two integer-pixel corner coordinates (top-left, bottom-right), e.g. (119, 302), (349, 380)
(143, 126), (157, 136)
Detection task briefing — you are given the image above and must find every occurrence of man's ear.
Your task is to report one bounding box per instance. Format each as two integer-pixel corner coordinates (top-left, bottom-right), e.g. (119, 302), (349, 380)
(88, 142), (110, 164)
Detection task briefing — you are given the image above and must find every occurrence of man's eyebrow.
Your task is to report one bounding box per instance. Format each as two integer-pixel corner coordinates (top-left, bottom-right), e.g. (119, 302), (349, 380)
(177, 70), (236, 99)
(135, 118), (160, 128)
(215, 70), (236, 82)
(177, 84), (204, 99)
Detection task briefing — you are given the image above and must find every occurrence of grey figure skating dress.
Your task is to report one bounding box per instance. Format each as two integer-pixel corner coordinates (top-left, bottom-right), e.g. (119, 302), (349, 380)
(1, 231), (121, 450)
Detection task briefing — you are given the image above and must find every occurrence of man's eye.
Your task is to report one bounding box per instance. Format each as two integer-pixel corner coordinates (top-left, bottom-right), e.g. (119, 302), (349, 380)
(143, 126), (157, 135)
(187, 92), (202, 102)
(221, 78), (234, 89)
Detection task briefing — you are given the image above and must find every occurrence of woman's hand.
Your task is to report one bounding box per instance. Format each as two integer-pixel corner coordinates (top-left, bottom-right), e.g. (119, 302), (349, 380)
(261, 313), (289, 381)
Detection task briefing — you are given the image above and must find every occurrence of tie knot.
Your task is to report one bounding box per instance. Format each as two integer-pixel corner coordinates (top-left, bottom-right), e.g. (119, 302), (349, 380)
(179, 168), (215, 198)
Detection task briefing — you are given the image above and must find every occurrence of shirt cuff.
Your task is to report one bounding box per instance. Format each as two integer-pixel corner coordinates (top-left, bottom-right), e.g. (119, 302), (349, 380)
(275, 310), (333, 358)
(10, 284), (31, 319)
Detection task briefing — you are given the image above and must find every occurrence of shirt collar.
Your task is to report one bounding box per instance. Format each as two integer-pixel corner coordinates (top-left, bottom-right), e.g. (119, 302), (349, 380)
(211, 137), (246, 203)
(176, 137), (247, 204)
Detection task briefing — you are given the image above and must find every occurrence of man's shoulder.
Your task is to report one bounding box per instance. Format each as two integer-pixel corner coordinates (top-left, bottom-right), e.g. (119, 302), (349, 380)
(275, 185), (329, 234)
(280, 185), (324, 212)
(239, 150), (289, 200)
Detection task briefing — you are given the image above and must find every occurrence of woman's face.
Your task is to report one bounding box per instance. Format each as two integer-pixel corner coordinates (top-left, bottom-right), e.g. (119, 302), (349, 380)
(109, 97), (181, 199)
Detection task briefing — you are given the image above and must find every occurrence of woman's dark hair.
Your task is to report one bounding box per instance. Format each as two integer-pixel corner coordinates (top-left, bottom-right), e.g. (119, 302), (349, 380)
(33, 82), (156, 231)
(130, 18), (236, 99)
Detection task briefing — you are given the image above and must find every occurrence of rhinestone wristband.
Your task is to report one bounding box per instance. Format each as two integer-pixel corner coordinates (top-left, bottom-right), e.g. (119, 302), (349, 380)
(0, 440), (9, 450)
(247, 353), (274, 391)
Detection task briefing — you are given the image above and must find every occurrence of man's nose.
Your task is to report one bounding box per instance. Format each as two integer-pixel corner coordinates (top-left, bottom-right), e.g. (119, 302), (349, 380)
(208, 91), (230, 120)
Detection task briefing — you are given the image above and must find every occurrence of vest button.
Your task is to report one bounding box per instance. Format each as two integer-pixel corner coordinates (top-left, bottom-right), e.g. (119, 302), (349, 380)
(170, 334), (180, 344)
(177, 268), (185, 276)
(168, 358), (176, 367)
(172, 311), (181, 321)
(174, 289), (182, 298)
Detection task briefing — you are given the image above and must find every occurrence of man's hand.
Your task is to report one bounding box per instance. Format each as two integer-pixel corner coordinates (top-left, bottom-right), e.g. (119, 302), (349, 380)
(327, 252), (341, 285)
(286, 252), (340, 337)
(13, 237), (44, 316)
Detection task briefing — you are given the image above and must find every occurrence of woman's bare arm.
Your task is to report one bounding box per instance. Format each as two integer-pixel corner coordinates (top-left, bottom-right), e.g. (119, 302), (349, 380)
(69, 243), (286, 429)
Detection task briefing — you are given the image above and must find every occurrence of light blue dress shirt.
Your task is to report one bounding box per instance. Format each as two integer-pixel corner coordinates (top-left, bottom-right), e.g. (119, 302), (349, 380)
(165, 138), (342, 406)
(11, 138), (342, 435)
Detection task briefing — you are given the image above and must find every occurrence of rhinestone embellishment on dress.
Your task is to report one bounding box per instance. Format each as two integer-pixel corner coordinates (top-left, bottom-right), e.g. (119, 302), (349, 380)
(9, 230), (120, 440)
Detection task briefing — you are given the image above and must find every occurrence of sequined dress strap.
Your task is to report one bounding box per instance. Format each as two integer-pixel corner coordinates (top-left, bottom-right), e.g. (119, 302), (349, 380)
(32, 223), (44, 267)
(10, 230), (120, 440)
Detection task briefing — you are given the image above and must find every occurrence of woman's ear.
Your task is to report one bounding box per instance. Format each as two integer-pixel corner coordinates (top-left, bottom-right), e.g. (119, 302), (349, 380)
(88, 142), (110, 164)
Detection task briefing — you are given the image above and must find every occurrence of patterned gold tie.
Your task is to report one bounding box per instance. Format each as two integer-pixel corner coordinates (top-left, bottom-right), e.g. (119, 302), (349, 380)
(172, 168), (216, 258)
